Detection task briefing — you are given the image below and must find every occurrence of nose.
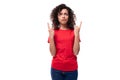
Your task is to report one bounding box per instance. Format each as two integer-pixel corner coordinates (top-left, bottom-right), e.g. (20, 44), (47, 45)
(62, 14), (65, 18)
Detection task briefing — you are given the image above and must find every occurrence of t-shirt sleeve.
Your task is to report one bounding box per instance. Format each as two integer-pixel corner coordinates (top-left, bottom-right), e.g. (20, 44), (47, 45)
(79, 37), (81, 42)
(80, 39), (81, 42)
(48, 37), (50, 43)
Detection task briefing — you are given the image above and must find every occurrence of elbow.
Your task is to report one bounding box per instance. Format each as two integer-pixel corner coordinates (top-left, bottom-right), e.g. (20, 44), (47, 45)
(50, 49), (56, 57)
(73, 47), (80, 56)
(73, 49), (78, 56)
(51, 51), (56, 57)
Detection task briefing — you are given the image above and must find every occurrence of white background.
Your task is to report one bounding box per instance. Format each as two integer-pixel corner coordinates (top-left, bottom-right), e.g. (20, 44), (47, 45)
(0, 0), (120, 80)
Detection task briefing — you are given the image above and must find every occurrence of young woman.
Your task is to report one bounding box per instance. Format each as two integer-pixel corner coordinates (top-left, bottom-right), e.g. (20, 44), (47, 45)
(48, 4), (82, 80)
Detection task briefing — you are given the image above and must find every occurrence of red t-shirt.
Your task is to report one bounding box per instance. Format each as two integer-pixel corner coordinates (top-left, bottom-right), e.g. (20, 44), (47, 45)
(48, 29), (80, 71)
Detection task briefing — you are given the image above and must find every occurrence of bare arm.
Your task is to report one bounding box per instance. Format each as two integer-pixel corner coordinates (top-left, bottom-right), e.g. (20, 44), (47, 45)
(49, 37), (56, 56)
(73, 21), (82, 55)
(73, 35), (80, 55)
(48, 23), (56, 56)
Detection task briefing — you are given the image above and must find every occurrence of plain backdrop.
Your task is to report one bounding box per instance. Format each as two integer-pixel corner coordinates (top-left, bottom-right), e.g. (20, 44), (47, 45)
(0, 0), (120, 80)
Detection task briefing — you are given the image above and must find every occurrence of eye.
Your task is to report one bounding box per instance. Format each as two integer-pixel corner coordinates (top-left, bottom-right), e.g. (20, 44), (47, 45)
(64, 13), (68, 16)
(58, 13), (62, 16)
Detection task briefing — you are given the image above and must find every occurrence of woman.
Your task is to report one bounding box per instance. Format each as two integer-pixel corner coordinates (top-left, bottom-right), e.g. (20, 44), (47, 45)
(48, 4), (82, 80)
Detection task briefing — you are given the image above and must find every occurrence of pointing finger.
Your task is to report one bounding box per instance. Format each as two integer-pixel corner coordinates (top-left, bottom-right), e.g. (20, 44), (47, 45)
(47, 23), (50, 29)
(80, 21), (82, 27)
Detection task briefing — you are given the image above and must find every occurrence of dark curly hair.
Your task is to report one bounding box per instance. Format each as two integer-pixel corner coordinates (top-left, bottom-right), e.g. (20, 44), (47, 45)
(50, 4), (76, 30)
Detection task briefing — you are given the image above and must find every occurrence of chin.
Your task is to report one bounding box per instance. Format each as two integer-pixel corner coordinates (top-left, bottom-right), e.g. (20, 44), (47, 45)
(61, 22), (67, 25)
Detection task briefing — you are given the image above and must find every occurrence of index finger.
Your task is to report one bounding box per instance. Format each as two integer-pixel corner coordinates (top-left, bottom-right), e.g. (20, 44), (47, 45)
(80, 21), (82, 27)
(47, 23), (50, 29)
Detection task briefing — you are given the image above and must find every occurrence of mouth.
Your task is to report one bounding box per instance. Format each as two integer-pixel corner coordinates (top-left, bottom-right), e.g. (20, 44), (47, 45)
(61, 19), (66, 21)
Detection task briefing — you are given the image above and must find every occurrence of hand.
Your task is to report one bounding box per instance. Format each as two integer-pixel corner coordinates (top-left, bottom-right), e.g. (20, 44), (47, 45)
(74, 21), (82, 36)
(48, 23), (54, 38)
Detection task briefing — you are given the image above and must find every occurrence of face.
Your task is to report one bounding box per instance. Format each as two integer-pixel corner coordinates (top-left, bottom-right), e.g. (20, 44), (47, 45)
(58, 9), (69, 25)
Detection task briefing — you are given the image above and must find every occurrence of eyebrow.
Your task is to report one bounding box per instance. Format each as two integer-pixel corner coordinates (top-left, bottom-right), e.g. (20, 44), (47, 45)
(58, 12), (68, 14)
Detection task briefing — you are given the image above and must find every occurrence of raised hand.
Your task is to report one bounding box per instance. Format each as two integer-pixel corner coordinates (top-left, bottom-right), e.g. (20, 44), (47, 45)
(48, 23), (54, 38)
(74, 21), (82, 36)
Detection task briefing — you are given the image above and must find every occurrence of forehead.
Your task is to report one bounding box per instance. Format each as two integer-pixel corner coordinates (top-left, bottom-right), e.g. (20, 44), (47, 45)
(59, 9), (68, 13)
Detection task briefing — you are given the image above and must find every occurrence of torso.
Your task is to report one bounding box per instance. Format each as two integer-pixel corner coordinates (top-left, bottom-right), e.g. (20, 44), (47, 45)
(52, 29), (78, 71)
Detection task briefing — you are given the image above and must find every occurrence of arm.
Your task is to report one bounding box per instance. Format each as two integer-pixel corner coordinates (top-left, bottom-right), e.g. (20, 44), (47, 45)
(48, 23), (56, 56)
(49, 37), (56, 56)
(73, 21), (82, 55)
(73, 34), (80, 55)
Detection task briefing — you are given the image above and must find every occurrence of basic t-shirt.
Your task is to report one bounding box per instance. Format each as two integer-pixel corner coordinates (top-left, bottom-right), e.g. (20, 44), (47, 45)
(48, 29), (80, 71)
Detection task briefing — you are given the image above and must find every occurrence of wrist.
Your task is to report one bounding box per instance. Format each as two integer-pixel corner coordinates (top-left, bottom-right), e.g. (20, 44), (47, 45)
(75, 33), (79, 37)
(49, 35), (54, 39)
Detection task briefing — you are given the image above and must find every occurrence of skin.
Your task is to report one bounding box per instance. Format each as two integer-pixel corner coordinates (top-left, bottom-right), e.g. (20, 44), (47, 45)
(73, 21), (82, 55)
(58, 9), (69, 30)
(48, 9), (82, 56)
(48, 23), (56, 56)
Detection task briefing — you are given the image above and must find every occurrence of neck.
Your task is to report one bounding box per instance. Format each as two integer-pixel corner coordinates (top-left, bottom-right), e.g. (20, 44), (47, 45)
(59, 24), (68, 30)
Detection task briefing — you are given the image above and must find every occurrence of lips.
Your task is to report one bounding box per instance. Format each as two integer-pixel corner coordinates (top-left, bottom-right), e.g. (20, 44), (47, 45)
(61, 19), (66, 21)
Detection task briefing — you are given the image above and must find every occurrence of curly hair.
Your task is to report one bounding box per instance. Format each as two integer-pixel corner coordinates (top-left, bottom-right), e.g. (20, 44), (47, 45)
(50, 4), (76, 30)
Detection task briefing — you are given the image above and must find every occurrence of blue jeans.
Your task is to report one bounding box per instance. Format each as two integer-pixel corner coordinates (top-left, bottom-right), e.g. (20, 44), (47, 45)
(51, 68), (78, 80)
